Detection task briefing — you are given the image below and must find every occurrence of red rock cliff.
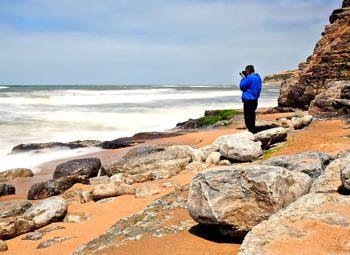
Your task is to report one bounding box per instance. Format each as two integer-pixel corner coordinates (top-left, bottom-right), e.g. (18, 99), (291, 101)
(278, 0), (350, 109)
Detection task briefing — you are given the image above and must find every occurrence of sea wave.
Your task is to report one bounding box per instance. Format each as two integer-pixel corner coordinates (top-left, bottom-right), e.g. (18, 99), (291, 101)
(0, 86), (9, 89)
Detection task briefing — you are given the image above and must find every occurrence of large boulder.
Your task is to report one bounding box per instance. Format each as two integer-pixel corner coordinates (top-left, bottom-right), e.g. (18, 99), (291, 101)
(0, 216), (35, 240)
(27, 175), (89, 200)
(0, 168), (34, 182)
(24, 196), (67, 228)
(263, 151), (334, 180)
(53, 158), (101, 179)
(187, 166), (312, 236)
(254, 127), (289, 148)
(0, 184), (15, 197)
(92, 181), (135, 200)
(309, 80), (350, 116)
(215, 132), (263, 162)
(103, 144), (196, 178)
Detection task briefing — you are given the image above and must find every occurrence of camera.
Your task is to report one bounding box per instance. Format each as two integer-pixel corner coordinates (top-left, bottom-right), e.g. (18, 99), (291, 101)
(240, 71), (247, 77)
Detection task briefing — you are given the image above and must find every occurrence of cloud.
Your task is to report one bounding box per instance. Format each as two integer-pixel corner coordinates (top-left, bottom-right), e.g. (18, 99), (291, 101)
(0, 0), (342, 85)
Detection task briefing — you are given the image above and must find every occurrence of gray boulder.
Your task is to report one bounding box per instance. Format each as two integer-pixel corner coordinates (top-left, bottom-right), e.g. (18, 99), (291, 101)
(254, 127), (289, 148)
(53, 158), (101, 179)
(0, 216), (35, 240)
(263, 151), (334, 180)
(103, 145), (196, 178)
(24, 196), (67, 228)
(217, 132), (263, 162)
(0, 184), (15, 197)
(187, 165), (312, 236)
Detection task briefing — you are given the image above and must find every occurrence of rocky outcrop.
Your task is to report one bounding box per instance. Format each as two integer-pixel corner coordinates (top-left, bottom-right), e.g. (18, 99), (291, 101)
(12, 140), (101, 153)
(0, 168), (33, 182)
(22, 226), (65, 241)
(24, 196), (67, 228)
(309, 80), (350, 116)
(278, 1), (350, 110)
(0, 184), (15, 197)
(263, 151), (334, 180)
(187, 165), (312, 236)
(103, 144), (198, 178)
(53, 158), (101, 179)
(262, 70), (298, 87)
(37, 236), (77, 249)
(27, 175), (89, 200)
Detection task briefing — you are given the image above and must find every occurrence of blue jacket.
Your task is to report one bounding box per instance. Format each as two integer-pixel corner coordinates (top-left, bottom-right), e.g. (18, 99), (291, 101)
(239, 73), (262, 102)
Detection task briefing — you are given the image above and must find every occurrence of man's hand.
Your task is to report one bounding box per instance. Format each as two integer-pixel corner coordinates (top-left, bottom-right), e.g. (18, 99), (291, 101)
(240, 72), (244, 77)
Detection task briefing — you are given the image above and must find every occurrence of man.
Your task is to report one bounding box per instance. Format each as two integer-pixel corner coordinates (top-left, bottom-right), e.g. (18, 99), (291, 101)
(239, 65), (262, 134)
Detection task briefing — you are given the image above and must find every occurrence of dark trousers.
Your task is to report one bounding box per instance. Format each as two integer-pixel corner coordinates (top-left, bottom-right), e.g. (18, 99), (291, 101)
(243, 100), (258, 134)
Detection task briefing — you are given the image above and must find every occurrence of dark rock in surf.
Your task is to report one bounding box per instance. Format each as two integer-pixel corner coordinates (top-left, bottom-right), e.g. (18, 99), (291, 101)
(53, 158), (101, 179)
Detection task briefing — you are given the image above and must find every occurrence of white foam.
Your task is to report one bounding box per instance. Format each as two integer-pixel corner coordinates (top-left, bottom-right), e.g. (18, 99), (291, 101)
(0, 86), (8, 89)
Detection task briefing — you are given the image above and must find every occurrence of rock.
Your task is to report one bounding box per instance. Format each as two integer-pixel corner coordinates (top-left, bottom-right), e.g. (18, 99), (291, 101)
(22, 226), (65, 241)
(110, 173), (135, 185)
(27, 175), (90, 200)
(89, 176), (109, 185)
(0, 216), (35, 240)
(311, 158), (342, 193)
(73, 186), (193, 255)
(278, 1), (350, 110)
(238, 193), (350, 255)
(254, 127), (289, 148)
(62, 188), (92, 204)
(254, 120), (280, 132)
(95, 197), (116, 204)
(183, 162), (210, 173)
(0, 168), (34, 182)
(63, 212), (91, 223)
(103, 144), (195, 178)
(263, 151), (334, 180)
(53, 158), (101, 179)
(205, 152), (221, 165)
(187, 165), (312, 236)
(100, 140), (135, 149)
(340, 152), (350, 190)
(176, 118), (200, 129)
(12, 140), (101, 153)
(122, 145), (166, 160)
(217, 132), (263, 162)
(309, 80), (350, 116)
(218, 160), (231, 166)
(198, 144), (219, 160)
(213, 131), (255, 147)
(1, 200), (32, 218)
(290, 114), (313, 129)
(0, 184), (15, 196)
(135, 184), (162, 198)
(24, 196), (67, 228)
(92, 181), (135, 200)
(37, 236), (77, 249)
(80, 191), (93, 203)
(0, 240), (7, 252)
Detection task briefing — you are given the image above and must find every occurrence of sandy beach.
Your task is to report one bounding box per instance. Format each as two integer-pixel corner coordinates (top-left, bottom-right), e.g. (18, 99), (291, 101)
(1, 109), (349, 255)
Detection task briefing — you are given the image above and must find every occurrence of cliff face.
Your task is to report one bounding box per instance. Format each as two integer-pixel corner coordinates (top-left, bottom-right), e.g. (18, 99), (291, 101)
(262, 70), (298, 87)
(278, 0), (350, 109)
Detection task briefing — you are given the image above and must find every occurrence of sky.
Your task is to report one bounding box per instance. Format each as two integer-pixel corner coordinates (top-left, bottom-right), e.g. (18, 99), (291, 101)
(0, 0), (342, 85)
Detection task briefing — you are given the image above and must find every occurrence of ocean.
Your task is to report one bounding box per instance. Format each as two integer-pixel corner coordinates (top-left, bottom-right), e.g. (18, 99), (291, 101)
(0, 85), (280, 172)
